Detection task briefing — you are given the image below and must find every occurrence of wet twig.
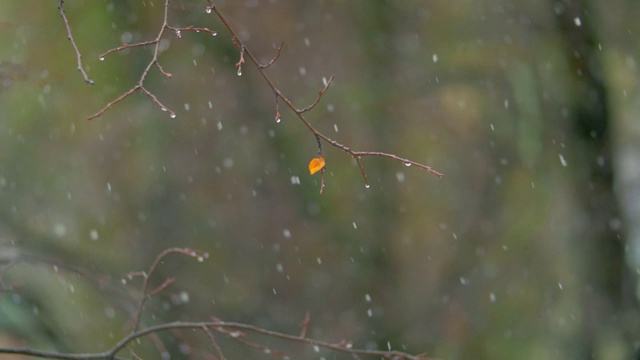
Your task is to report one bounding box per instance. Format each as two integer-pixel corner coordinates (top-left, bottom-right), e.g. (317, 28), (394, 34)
(58, 0), (94, 85)
(0, 247), (434, 360)
(205, 2), (443, 192)
(86, 0), (217, 120)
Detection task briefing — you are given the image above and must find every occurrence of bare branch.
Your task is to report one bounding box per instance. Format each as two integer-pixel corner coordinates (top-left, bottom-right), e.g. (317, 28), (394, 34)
(58, 0), (94, 85)
(0, 248), (432, 360)
(274, 94), (282, 123)
(86, 85), (139, 121)
(202, 325), (227, 360)
(233, 39), (246, 76)
(300, 311), (310, 338)
(260, 41), (284, 69)
(148, 277), (176, 296)
(98, 41), (157, 59)
(167, 25), (218, 37)
(140, 86), (176, 118)
(117, 321), (436, 360)
(206, 3), (443, 192)
(297, 75), (335, 114)
(129, 247), (209, 332)
(352, 151), (444, 178)
(88, 0), (217, 120)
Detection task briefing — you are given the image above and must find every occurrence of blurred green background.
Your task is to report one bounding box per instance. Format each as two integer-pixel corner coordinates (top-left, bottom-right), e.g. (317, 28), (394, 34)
(0, 0), (639, 359)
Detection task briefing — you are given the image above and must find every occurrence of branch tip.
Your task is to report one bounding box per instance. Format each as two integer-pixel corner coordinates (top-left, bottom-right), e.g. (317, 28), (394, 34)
(58, 0), (94, 85)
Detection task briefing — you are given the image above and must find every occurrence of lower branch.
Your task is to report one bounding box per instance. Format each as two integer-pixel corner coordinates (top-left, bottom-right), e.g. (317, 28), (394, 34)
(0, 319), (435, 360)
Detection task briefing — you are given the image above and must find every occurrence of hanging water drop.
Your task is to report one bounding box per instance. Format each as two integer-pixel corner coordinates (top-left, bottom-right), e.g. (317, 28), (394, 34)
(170, 113), (176, 119)
(175, 30), (182, 38)
(237, 68), (242, 76)
(405, 162), (412, 167)
(206, 7), (212, 14)
(364, 183), (370, 189)
(275, 114), (281, 123)
(161, 107), (167, 112)
(99, 56), (105, 61)
(212, 31), (218, 36)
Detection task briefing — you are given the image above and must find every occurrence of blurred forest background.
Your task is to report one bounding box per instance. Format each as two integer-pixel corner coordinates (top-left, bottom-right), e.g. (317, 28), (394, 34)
(0, 0), (639, 359)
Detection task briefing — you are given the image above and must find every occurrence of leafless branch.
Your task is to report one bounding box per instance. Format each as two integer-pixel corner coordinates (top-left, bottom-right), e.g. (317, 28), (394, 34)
(202, 325), (227, 360)
(58, 0), (94, 85)
(260, 41), (284, 69)
(0, 247), (434, 360)
(123, 320), (434, 360)
(300, 311), (310, 338)
(297, 75), (335, 114)
(86, 0), (217, 120)
(167, 25), (218, 38)
(148, 277), (176, 296)
(127, 247), (208, 332)
(233, 38), (246, 76)
(205, 2), (443, 192)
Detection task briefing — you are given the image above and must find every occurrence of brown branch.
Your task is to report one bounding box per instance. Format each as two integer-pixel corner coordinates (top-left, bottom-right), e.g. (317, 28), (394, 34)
(260, 41), (284, 69)
(128, 247), (209, 332)
(0, 348), (125, 360)
(297, 75), (335, 114)
(206, 2), (443, 192)
(58, 0), (94, 85)
(115, 321), (435, 360)
(86, 85), (139, 120)
(202, 325), (227, 360)
(0, 248), (432, 360)
(88, 0), (217, 120)
(140, 86), (175, 117)
(0, 320), (432, 360)
(233, 39), (246, 76)
(300, 311), (310, 338)
(319, 168), (327, 194)
(274, 94), (282, 123)
(148, 277), (176, 296)
(216, 325), (289, 358)
(167, 25), (218, 38)
(98, 41), (157, 59)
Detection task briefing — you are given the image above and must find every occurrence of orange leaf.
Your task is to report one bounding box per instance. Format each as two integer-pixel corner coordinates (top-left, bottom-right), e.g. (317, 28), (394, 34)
(308, 157), (325, 175)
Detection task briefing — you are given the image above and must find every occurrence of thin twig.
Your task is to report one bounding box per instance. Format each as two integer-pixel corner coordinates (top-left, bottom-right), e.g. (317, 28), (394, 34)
(202, 325), (227, 360)
(148, 277), (176, 296)
(112, 321), (435, 360)
(206, 2), (443, 192)
(129, 247), (208, 332)
(58, 0), (94, 85)
(297, 75), (335, 114)
(167, 25), (218, 38)
(260, 41), (284, 69)
(0, 248), (432, 360)
(87, 0), (217, 120)
(300, 311), (310, 338)
(87, 86), (139, 120)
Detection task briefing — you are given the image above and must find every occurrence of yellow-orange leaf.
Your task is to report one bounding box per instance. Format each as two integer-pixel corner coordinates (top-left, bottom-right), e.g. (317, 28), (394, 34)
(308, 157), (325, 175)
